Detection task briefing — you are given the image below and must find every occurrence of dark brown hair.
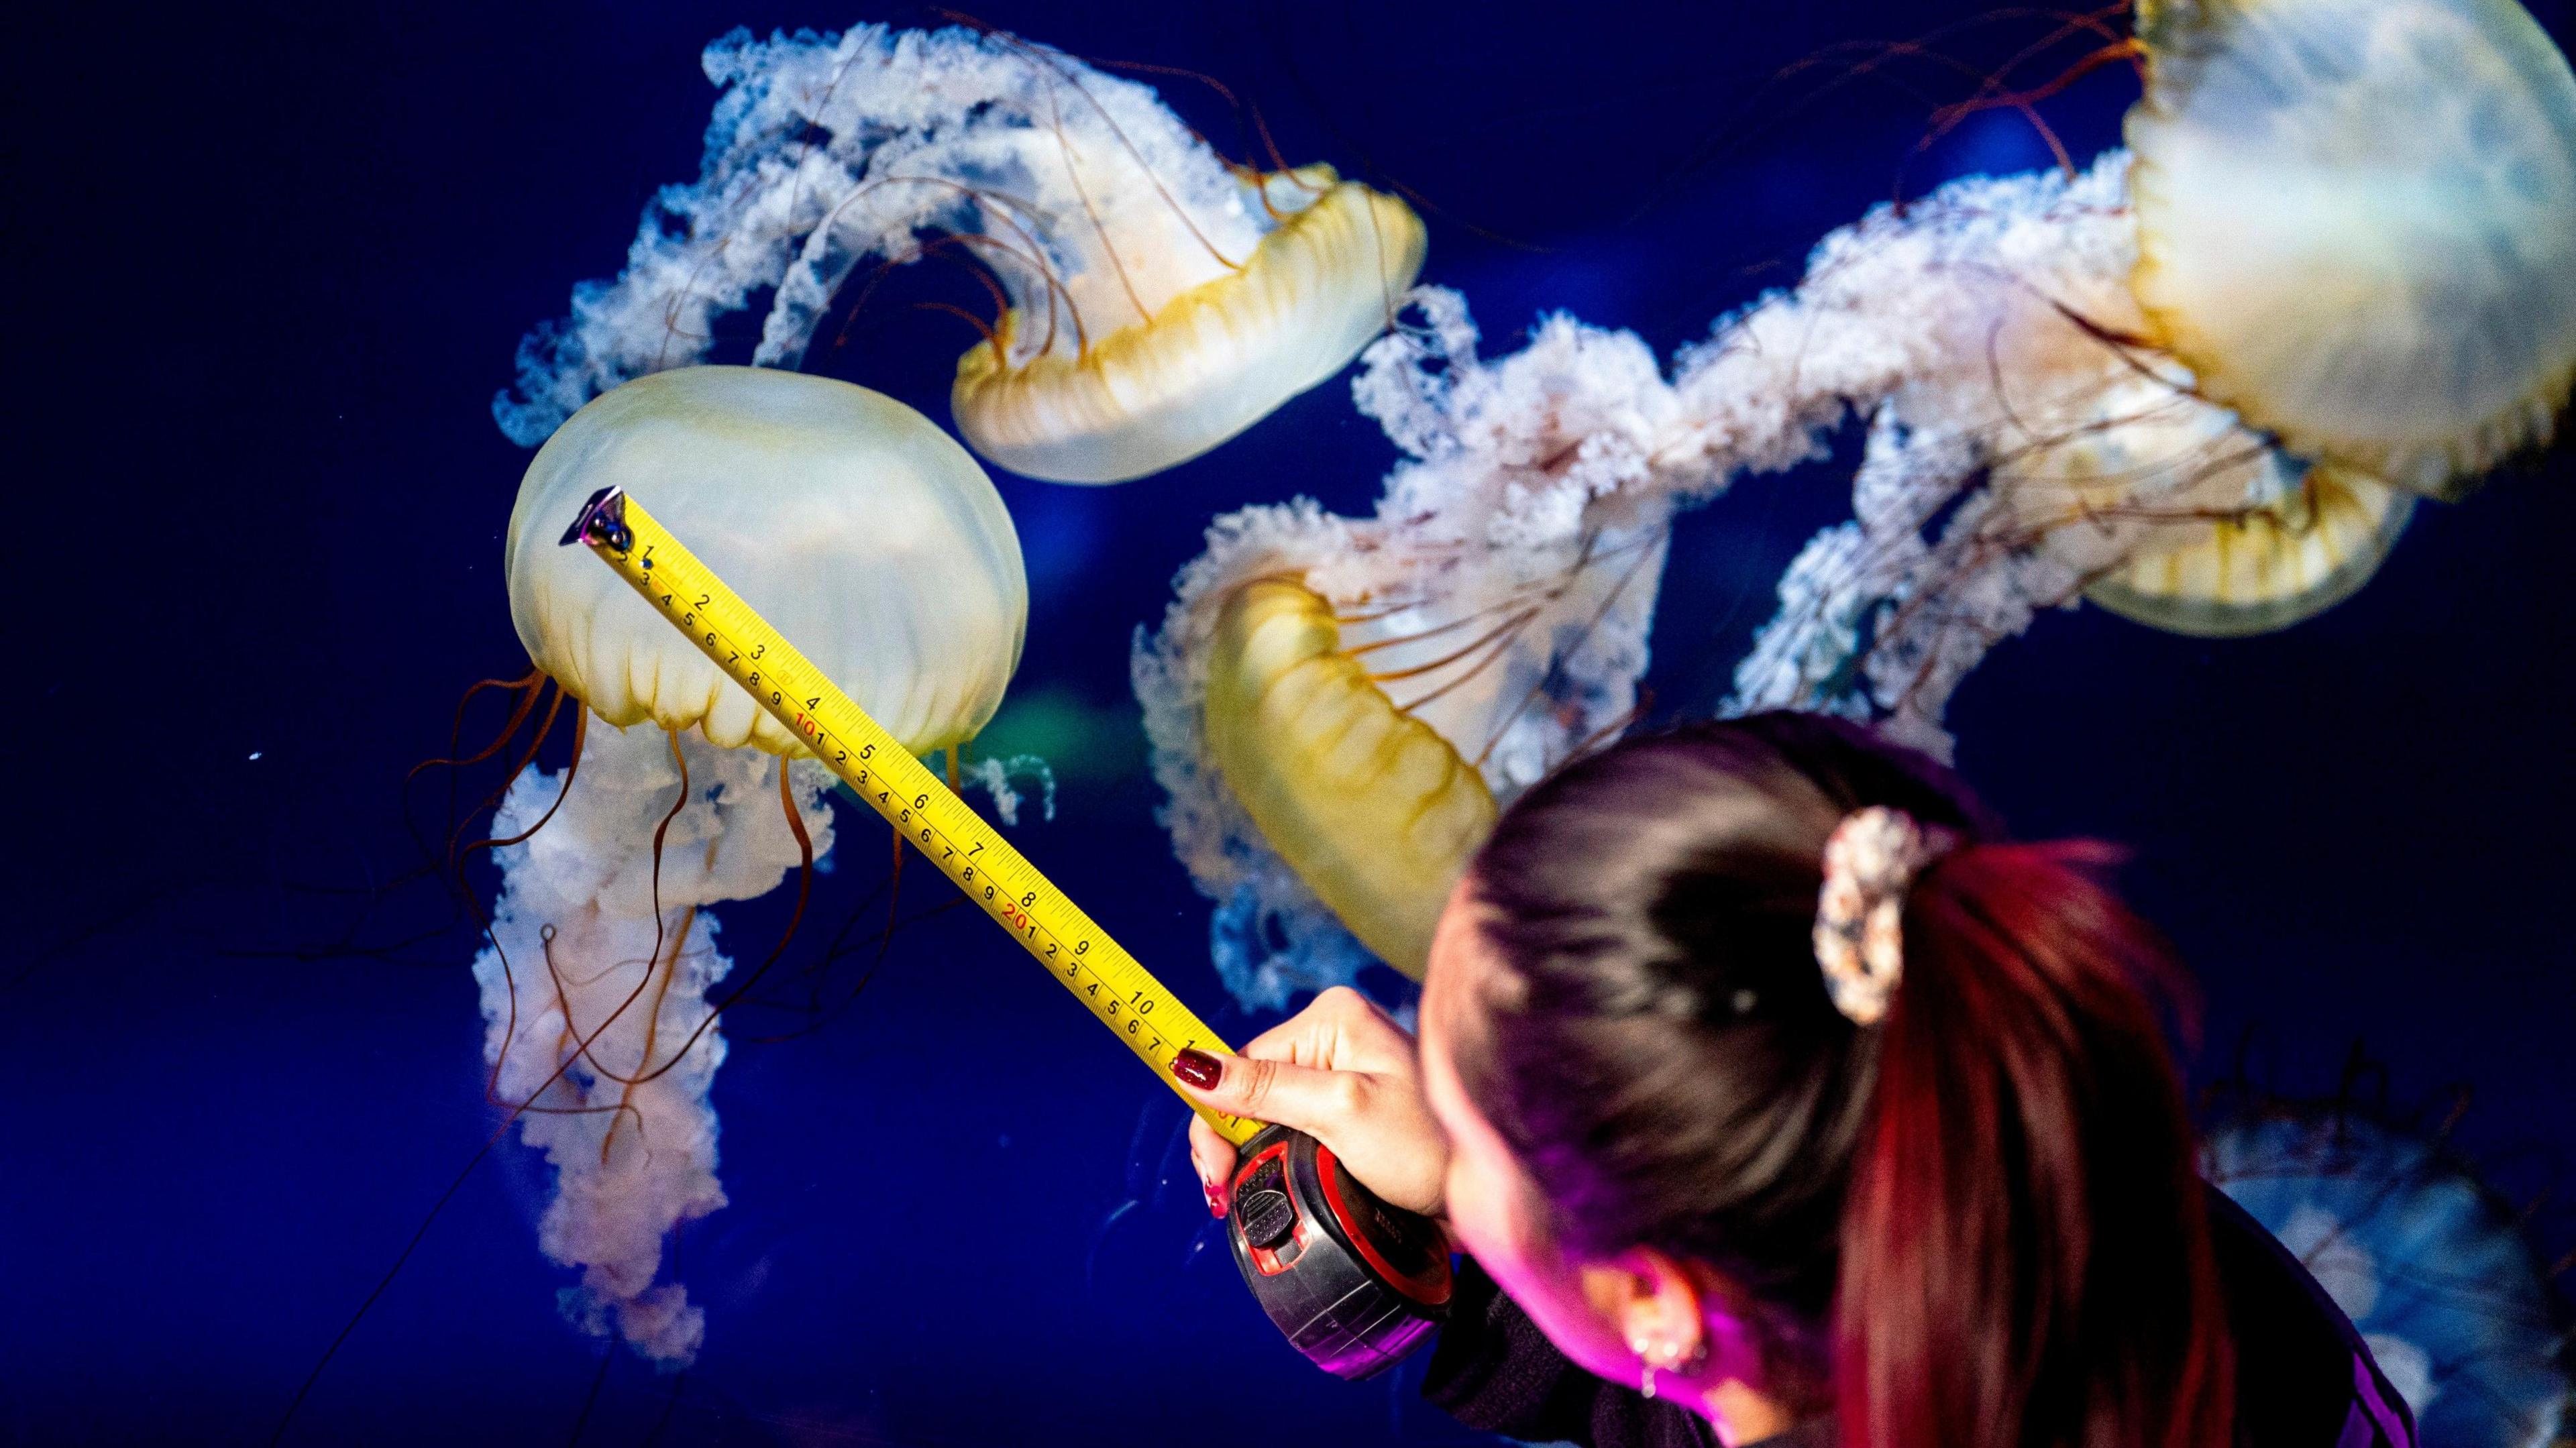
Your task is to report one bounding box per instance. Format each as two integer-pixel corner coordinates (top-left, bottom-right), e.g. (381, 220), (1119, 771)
(1455, 712), (2233, 1448)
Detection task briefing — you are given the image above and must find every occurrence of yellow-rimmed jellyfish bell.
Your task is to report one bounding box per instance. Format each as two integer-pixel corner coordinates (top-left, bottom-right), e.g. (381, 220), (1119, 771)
(1150, 3), (2576, 1003)
(1988, 363), (2420, 638)
(2014, 378), (2417, 638)
(1203, 579), (1498, 977)
(953, 166), (1424, 484)
(506, 366), (1026, 752)
(478, 364), (1025, 1363)
(1731, 0), (2575, 717)
(1140, 296), (1672, 1002)
(2127, 0), (2576, 501)
(494, 24), (1425, 485)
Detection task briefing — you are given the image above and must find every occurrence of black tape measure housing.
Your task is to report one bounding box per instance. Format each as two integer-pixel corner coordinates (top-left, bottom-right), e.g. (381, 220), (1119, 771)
(1225, 1125), (1450, 1380)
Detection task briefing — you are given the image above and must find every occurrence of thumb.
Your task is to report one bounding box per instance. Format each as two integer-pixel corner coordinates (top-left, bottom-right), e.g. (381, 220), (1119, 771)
(1172, 1046), (1364, 1140)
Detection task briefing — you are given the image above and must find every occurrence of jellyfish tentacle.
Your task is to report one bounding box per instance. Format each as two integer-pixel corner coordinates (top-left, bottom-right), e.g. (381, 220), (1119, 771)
(419, 667), (546, 775)
(602, 906), (698, 1164)
(281, 818), (707, 1442)
(826, 233), (1016, 365)
(1472, 533), (1668, 769)
(990, 25), (1250, 278)
(456, 705), (588, 866)
(798, 174), (1089, 360)
(544, 728), (692, 1094)
(527, 923), (655, 1140)
(445, 680), (568, 890)
(1073, 54), (1332, 222)
(606, 761), (819, 1091)
(499, 24), (1426, 483)
(409, 668), (547, 871)
(1366, 606), (1544, 691)
(461, 704), (586, 1110)
(1919, 32), (2147, 178)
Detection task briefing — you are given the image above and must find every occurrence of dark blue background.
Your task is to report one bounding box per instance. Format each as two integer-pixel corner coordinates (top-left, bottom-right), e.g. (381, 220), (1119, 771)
(10, 3), (2573, 1443)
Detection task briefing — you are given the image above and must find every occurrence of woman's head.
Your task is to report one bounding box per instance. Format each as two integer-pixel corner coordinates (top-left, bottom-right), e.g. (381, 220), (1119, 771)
(1415, 713), (2233, 1448)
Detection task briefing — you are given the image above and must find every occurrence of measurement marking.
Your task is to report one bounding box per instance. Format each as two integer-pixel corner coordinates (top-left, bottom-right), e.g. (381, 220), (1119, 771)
(568, 488), (1252, 1144)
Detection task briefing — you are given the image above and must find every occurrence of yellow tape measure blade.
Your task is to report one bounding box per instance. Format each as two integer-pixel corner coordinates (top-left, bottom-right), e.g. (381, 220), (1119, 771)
(561, 486), (1256, 1146)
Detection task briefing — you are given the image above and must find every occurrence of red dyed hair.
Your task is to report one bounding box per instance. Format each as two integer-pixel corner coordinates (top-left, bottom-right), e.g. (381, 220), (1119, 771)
(1841, 840), (2233, 1448)
(1460, 714), (2235, 1448)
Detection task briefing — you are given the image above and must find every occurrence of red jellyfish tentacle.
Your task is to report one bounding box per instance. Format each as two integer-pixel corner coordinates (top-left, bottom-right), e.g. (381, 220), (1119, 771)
(546, 728), (695, 1095)
(445, 679), (570, 894)
(601, 905), (700, 1166)
(405, 667), (544, 868)
(466, 708), (587, 1111)
(623, 756), (819, 1087)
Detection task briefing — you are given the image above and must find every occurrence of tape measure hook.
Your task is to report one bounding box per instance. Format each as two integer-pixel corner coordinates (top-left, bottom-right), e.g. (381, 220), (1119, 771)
(559, 486), (633, 554)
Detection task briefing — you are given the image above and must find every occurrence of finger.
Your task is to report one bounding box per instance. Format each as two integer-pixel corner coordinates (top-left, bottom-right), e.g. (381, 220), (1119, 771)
(1233, 986), (1410, 1074)
(1172, 1047), (1367, 1141)
(1309, 985), (1419, 1072)
(1234, 1008), (1335, 1068)
(1186, 1115), (1236, 1217)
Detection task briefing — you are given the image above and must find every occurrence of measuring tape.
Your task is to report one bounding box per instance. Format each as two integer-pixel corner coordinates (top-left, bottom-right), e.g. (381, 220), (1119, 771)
(559, 484), (1257, 1146)
(563, 482), (1450, 1378)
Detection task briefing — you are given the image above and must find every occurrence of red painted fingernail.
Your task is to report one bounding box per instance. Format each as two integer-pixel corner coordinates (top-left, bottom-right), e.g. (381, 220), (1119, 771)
(1203, 1180), (1228, 1218)
(1171, 1048), (1222, 1089)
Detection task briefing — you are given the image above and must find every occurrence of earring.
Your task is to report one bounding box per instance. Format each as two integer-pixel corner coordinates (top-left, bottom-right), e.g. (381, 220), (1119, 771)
(1631, 1333), (1707, 1402)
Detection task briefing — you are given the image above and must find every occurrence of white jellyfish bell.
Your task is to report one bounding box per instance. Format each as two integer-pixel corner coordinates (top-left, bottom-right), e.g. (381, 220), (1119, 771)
(1731, 0), (2576, 744)
(495, 23), (1425, 484)
(2206, 1108), (2572, 1448)
(478, 366), (1026, 1363)
(1142, 0), (2576, 1007)
(2126, 0), (2576, 502)
(506, 366), (1025, 754)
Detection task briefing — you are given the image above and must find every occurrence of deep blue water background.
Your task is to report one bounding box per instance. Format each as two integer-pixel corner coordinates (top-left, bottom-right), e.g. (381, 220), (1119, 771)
(10, 2), (2575, 1443)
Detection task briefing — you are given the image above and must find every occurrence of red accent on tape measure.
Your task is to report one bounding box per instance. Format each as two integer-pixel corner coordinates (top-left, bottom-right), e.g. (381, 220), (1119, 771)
(1318, 1146), (1452, 1306)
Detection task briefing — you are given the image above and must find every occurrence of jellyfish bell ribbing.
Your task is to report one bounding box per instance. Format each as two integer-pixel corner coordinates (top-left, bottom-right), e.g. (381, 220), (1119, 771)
(953, 170), (1426, 484)
(504, 366), (1027, 753)
(2206, 1110), (2572, 1447)
(1203, 578), (1497, 979)
(1139, 300), (1676, 1003)
(2127, 0), (2576, 500)
(482, 364), (1027, 1363)
(1992, 363), (2421, 637)
(2080, 463), (2416, 637)
(496, 24), (1426, 486)
(1146, 5), (2576, 1005)
(2026, 0), (2576, 628)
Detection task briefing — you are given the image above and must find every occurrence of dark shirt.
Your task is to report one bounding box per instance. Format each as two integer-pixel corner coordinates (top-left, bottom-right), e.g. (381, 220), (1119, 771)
(1421, 1186), (2415, 1448)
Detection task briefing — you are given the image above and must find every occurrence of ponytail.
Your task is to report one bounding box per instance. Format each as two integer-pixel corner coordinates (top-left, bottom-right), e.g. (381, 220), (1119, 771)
(1456, 714), (2236, 1448)
(1837, 841), (2235, 1448)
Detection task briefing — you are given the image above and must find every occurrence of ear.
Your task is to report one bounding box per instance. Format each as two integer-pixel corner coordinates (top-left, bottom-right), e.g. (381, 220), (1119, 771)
(1576, 1245), (1707, 1370)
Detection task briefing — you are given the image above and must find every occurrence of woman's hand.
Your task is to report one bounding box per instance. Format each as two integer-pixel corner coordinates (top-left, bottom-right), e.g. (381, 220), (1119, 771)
(1177, 985), (1448, 1220)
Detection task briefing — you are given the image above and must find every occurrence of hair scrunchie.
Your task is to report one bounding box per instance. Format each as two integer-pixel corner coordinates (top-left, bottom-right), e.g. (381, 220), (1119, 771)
(1813, 805), (1954, 1025)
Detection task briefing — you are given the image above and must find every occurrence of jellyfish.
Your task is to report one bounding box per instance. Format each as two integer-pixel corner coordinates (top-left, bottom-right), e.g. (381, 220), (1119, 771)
(1144, 0), (2576, 1005)
(494, 21), (1424, 484)
(2206, 1109), (2572, 1448)
(1715, 153), (2400, 743)
(474, 364), (1026, 1363)
(1735, 0), (2576, 739)
(2126, 0), (2576, 501)
(1136, 292), (1677, 1002)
